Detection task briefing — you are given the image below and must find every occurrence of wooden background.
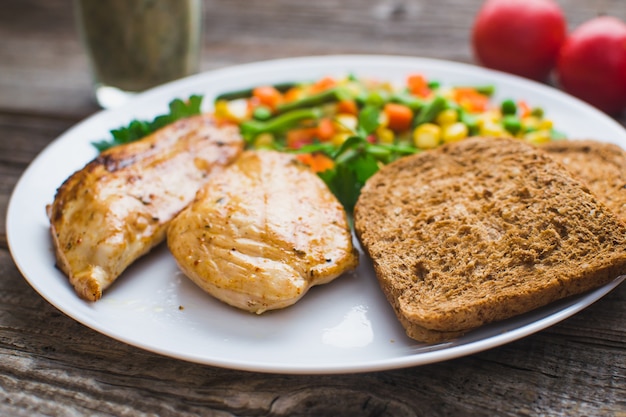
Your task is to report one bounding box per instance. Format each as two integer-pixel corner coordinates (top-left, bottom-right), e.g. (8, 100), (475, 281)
(1, 0), (625, 415)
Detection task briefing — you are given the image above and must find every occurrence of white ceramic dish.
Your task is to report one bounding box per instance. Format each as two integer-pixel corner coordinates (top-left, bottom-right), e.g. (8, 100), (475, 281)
(7, 55), (626, 374)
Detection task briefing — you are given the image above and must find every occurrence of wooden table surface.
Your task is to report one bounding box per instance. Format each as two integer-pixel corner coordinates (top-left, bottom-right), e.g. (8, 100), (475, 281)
(2, 0), (626, 415)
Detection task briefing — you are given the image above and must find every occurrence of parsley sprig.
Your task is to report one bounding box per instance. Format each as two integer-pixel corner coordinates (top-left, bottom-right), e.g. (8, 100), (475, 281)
(92, 95), (204, 152)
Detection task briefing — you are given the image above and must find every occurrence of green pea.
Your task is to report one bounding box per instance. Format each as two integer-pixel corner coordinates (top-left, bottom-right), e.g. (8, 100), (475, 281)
(503, 115), (521, 135)
(501, 99), (517, 115)
(252, 105), (273, 121)
(365, 90), (388, 107)
(459, 110), (479, 135)
(474, 85), (495, 96)
(531, 107), (544, 118)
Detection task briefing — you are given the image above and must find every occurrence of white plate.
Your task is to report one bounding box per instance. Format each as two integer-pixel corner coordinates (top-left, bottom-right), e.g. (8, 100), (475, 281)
(7, 55), (626, 374)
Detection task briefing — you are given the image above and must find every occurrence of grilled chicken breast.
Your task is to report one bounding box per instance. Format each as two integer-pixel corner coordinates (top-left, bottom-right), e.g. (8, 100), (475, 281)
(47, 114), (244, 301)
(167, 150), (359, 313)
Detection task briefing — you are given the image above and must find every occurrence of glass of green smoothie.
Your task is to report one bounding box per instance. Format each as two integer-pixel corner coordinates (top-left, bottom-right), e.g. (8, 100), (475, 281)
(74, 0), (202, 108)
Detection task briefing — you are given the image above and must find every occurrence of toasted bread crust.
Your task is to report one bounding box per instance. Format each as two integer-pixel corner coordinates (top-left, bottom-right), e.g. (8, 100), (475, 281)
(355, 137), (626, 343)
(541, 139), (626, 220)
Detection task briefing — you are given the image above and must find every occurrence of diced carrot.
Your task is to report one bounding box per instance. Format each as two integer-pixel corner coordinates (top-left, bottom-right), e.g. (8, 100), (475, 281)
(384, 103), (414, 132)
(309, 76), (337, 93)
(407, 73), (431, 97)
(337, 99), (358, 115)
(518, 100), (531, 118)
(214, 118), (238, 128)
(296, 152), (335, 173)
(453, 88), (489, 113)
(286, 127), (318, 149)
(252, 86), (283, 110)
(283, 87), (302, 103)
(247, 96), (260, 112)
(316, 118), (336, 141)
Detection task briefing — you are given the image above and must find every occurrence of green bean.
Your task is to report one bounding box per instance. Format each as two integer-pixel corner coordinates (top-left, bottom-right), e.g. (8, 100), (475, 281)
(214, 82), (298, 102)
(376, 143), (419, 155)
(276, 87), (350, 113)
(365, 144), (392, 161)
(240, 108), (322, 139)
(453, 84), (495, 96)
(390, 92), (426, 111)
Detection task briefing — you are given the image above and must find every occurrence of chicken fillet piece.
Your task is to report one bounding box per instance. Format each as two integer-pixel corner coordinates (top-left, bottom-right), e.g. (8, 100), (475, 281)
(167, 150), (359, 313)
(47, 114), (244, 301)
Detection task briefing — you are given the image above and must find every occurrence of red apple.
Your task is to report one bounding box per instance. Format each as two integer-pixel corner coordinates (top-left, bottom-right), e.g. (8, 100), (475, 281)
(472, 0), (567, 81)
(556, 16), (626, 115)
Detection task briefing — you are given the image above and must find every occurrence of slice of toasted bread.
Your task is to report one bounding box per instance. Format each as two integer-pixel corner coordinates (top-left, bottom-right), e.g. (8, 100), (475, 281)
(540, 139), (626, 220)
(354, 137), (626, 343)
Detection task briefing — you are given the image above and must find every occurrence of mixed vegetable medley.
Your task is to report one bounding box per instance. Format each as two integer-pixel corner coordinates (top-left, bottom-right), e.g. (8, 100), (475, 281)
(94, 73), (565, 212)
(212, 74), (565, 211)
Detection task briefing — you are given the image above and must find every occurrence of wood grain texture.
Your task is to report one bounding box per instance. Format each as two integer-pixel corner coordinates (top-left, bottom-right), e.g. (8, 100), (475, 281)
(1, 0), (625, 415)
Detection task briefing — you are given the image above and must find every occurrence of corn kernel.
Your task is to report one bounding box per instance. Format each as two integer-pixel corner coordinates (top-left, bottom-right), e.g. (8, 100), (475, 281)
(524, 130), (551, 145)
(218, 98), (249, 122)
(214, 100), (230, 119)
(442, 122), (469, 143)
(476, 110), (500, 127)
(539, 119), (553, 130)
(439, 87), (455, 101)
(334, 114), (358, 133)
(342, 81), (364, 97)
(413, 123), (441, 149)
(321, 103), (337, 117)
(376, 126), (395, 144)
(377, 111), (389, 128)
(521, 116), (540, 131)
(435, 109), (458, 126)
(253, 133), (275, 148)
(480, 121), (510, 137)
(331, 132), (351, 146)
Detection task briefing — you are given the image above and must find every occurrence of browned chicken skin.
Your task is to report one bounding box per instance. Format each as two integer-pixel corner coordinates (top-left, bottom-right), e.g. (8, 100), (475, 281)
(47, 114), (244, 301)
(167, 150), (359, 313)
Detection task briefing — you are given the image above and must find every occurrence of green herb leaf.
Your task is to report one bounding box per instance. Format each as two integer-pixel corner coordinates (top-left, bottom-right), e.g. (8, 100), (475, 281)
(333, 136), (365, 160)
(92, 94), (204, 152)
(414, 95), (447, 126)
(318, 161), (361, 213)
(351, 152), (380, 183)
(357, 105), (381, 137)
